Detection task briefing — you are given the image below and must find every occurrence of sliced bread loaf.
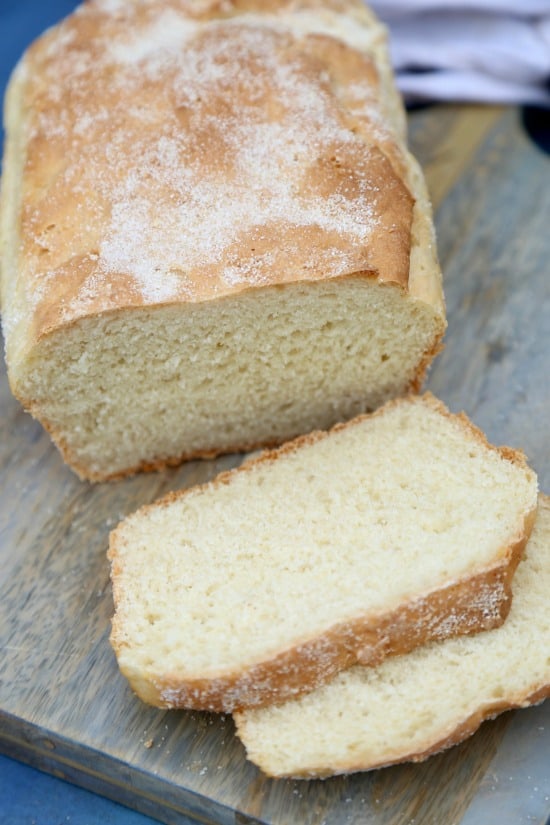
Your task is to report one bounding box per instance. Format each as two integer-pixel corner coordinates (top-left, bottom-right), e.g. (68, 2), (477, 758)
(108, 394), (537, 712)
(234, 495), (550, 778)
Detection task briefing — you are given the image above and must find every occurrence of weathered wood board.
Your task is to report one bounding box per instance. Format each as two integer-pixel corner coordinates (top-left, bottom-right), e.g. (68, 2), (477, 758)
(1, 104), (549, 825)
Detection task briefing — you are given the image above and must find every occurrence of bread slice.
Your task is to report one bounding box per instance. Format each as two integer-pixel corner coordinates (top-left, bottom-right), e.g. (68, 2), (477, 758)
(108, 394), (537, 713)
(0, 0), (445, 481)
(234, 494), (550, 778)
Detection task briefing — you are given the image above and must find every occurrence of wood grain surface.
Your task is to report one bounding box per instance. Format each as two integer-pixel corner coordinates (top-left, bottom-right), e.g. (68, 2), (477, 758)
(1, 104), (549, 825)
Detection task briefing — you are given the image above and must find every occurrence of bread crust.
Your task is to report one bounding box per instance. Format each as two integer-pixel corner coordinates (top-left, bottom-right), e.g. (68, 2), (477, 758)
(3, 0), (415, 347)
(108, 394), (537, 712)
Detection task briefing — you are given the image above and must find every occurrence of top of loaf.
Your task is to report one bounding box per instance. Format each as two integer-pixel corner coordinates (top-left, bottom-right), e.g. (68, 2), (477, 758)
(2, 0), (415, 341)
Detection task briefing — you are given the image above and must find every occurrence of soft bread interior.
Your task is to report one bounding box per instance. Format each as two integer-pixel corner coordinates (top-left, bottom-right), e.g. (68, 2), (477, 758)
(15, 278), (442, 479)
(108, 395), (537, 710)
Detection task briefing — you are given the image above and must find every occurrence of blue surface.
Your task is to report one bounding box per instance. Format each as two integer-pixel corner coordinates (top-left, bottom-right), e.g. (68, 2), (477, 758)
(0, 3), (165, 823)
(0, 753), (164, 825)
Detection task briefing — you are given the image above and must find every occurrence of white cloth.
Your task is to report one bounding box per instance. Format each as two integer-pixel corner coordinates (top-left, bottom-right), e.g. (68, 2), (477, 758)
(369, 1), (550, 105)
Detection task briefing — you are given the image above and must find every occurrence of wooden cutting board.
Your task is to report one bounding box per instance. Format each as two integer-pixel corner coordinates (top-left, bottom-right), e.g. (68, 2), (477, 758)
(1, 104), (549, 825)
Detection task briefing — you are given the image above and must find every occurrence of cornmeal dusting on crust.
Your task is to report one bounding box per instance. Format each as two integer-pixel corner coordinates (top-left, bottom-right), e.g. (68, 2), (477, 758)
(16, 0), (413, 333)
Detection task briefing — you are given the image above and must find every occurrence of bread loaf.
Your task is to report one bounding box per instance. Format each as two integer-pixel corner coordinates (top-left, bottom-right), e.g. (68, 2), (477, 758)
(234, 495), (550, 779)
(108, 394), (537, 712)
(0, 0), (445, 481)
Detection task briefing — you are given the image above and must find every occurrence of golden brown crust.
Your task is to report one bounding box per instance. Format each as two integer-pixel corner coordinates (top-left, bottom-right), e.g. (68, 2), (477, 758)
(108, 394), (537, 712)
(7, 0), (414, 346)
